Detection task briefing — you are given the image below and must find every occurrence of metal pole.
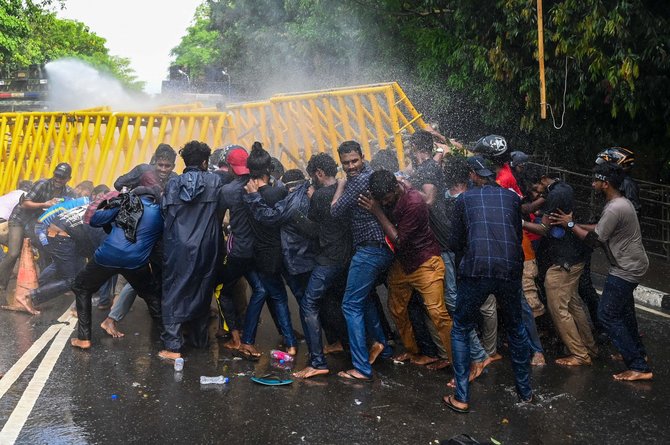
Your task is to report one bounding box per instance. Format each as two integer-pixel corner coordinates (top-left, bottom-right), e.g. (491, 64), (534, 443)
(537, 0), (547, 119)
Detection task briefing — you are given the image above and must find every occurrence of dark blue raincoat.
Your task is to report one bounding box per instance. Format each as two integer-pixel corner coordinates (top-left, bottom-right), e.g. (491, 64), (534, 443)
(161, 167), (225, 324)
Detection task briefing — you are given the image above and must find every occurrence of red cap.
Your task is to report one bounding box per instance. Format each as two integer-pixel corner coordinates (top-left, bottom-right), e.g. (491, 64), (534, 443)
(226, 148), (250, 175)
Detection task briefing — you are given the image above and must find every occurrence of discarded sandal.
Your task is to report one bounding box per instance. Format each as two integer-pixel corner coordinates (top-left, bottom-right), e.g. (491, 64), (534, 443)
(233, 348), (261, 362)
(250, 374), (293, 386)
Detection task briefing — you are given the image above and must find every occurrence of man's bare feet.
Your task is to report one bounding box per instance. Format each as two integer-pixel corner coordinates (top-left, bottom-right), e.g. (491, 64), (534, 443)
(324, 341), (344, 354)
(293, 367), (330, 379)
(222, 330), (241, 350)
(100, 318), (125, 338)
(239, 343), (262, 358)
(489, 352), (503, 362)
(555, 355), (591, 366)
(411, 355), (439, 366)
(286, 346), (297, 356)
(447, 359), (488, 388)
(368, 341), (385, 364)
(531, 352), (546, 366)
(392, 352), (412, 362)
(158, 350), (181, 361)
(70, 338), (91, 349)
(613, 370), (653, 381)
(426, 359), (451, 371)
(15, 292), (40, 315)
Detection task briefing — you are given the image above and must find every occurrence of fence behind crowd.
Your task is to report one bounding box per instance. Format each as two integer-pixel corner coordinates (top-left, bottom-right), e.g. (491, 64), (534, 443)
(1, 82), (426, 195)
(0, 110), (233, 194)
(532, 163), (670, 261)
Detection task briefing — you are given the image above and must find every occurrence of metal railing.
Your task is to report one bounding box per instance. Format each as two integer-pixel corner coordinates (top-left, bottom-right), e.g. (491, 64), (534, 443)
(533, 162), (670, 261)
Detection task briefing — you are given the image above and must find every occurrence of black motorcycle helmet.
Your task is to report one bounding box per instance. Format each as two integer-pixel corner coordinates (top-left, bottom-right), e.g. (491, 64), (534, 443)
(470, 135), (508, 158)
(595, 147), (635, 168)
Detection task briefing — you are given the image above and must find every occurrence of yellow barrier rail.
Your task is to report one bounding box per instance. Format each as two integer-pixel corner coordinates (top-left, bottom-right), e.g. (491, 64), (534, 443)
(0, 111), (234, 194)
(227, 82), (426, 169)
(0, 82), (425, 194)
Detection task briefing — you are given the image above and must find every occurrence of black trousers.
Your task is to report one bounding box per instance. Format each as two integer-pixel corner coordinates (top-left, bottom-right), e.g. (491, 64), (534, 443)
(71, 259), (162, 341)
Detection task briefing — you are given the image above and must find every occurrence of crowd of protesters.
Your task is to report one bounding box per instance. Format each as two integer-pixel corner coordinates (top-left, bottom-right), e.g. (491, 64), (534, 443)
(0, 130), (652, 412)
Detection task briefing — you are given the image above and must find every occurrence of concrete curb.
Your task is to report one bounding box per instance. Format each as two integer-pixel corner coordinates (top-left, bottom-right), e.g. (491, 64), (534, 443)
(634, 285), (670, 309)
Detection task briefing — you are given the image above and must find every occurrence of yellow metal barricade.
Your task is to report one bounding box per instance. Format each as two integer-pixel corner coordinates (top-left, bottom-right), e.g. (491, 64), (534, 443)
(226, 82), (426, 169)
(1, 82), (425, 193)
(0, 111), (234, 194)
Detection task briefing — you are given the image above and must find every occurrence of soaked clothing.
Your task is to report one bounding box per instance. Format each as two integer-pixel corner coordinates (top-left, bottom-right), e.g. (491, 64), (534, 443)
(8, 179), (74, 226)
(162, 168), (225, 325)
(247, 183), (287, 274)
(449, 185), (524, 281)
(409, 159), (450, 250)
(331, 163), (385, 247)
(90, 195), (163, 269)
(391, 188), (441, 274)
(220, 176), (255, 259)
(538, 180), (586, 267)
(596, 197), (649, 283)
(308, 183), (351, 265)
(114, 164), (176, 191)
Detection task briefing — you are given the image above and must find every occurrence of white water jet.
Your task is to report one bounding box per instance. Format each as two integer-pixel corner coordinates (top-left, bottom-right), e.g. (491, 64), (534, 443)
(45, 58), (156, 111)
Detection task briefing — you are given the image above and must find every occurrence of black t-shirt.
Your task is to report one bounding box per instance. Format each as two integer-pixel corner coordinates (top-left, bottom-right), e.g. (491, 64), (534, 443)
(308, 183), (352, 266)
(9, 179), (74, 226)
(249, 183), (287, 274)
(409, 159), (450, 250)
(538, 180), (586, 266)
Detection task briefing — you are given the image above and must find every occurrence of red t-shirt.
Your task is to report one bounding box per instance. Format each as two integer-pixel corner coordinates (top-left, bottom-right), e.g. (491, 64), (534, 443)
(496, 162), (540, 250)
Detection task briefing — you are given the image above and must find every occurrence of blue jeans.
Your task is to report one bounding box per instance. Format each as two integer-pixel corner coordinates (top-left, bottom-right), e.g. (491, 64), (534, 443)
(32, 236), (84, 304)
(109, 282), (136, 322)
(342, 245), (394, 378)
(251, 271), (296, 347)
(598, 274), (651, 373)
(521, 290), (544, 354)
(441, 252), (488, 363)
(95, 275), (117, 307)
(452, 276), (531, 404)
(300, 264), (346, 369)
(239, 270), (273, 345)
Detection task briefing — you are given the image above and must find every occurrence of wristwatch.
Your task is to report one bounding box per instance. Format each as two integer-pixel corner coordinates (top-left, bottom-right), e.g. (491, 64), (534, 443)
(567, 221), (575, 229)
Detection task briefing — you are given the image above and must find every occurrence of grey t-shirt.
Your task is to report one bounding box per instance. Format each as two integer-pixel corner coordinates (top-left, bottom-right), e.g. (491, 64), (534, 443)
(595, 197), (649, 283)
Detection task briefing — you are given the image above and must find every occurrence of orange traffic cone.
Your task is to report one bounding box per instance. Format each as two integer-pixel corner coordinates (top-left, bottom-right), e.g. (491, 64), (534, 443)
(2, 238), (40, 315)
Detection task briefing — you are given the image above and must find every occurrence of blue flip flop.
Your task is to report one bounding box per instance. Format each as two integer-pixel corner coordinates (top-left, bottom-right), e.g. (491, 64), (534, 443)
(250, 374), (293, 386)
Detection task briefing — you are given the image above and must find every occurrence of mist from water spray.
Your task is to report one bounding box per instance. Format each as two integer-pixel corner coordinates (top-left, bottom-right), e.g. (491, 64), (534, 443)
(45, 58), (160, 111)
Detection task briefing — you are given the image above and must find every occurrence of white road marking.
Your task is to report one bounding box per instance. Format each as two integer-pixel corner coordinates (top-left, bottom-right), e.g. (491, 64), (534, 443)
(0, 309), (72, 400)
(0, 314), (76, 444)
(635, 304), (670, 319)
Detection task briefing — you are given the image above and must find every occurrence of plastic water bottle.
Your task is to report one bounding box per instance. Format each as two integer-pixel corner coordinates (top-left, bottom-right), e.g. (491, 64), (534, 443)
(200, 375), (229, 385)
(270, 349), (294, 362)
(174, 357), (184, 372)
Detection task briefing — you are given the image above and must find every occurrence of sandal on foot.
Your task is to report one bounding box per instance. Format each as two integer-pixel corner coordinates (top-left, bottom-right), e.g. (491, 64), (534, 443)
(233, 348), (261, 362)
(443, 395), (469, 414)
(337, 369), (372, 382)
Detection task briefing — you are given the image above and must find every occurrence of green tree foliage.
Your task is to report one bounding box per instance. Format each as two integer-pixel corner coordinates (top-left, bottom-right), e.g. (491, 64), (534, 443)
(175, 0), (669, 179)
(0, 0), (143, 91)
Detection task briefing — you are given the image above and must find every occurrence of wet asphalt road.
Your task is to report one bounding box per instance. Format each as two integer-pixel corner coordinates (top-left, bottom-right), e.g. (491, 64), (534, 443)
(1, 284), (669, 445)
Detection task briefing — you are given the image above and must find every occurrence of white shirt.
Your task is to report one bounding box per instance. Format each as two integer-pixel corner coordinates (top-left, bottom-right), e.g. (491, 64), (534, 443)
(0, 190), (25, 221)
